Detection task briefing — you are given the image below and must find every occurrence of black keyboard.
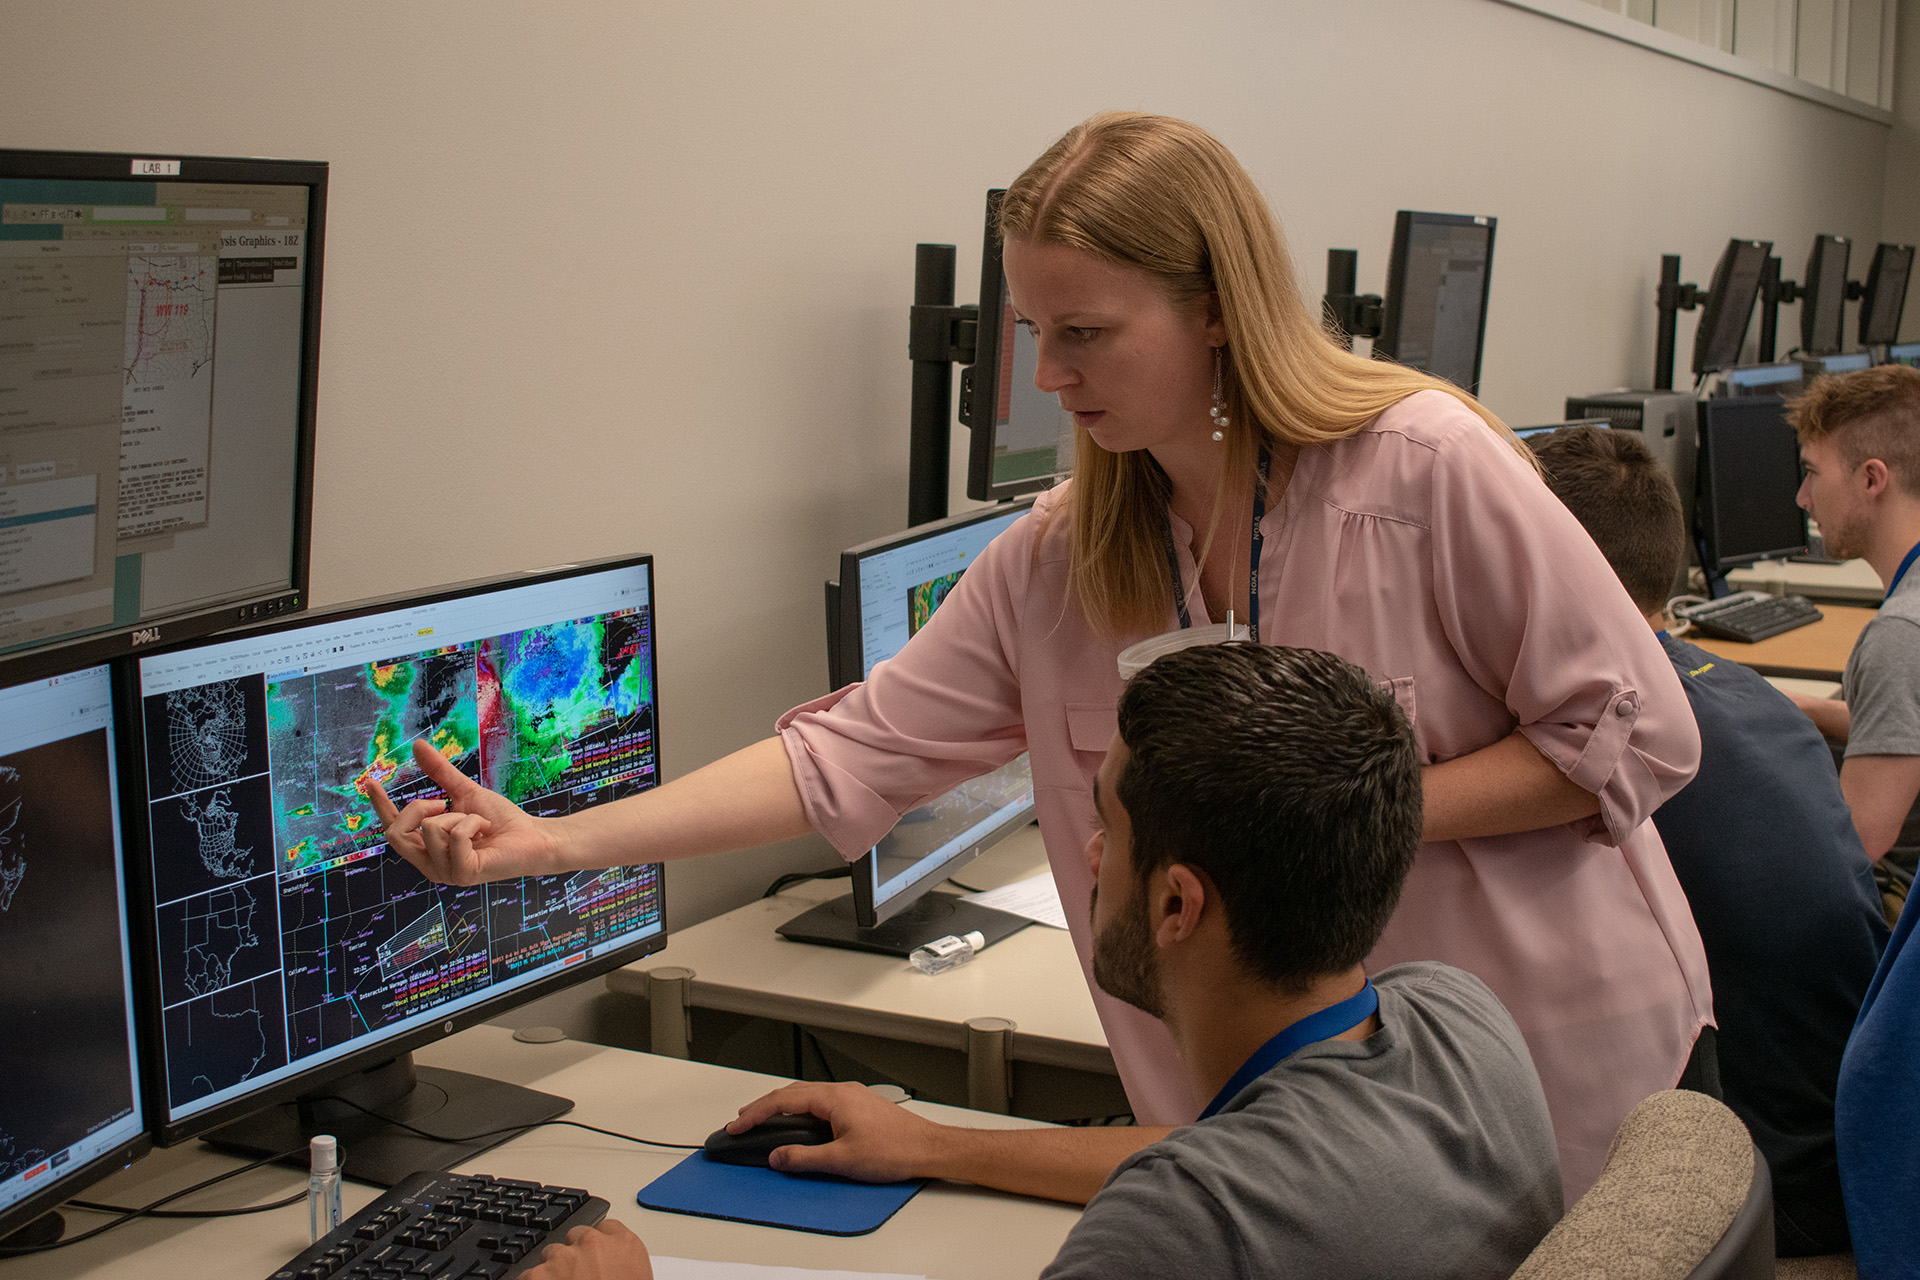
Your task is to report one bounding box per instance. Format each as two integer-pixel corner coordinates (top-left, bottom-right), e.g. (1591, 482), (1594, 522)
(267, 1171), (608, 1280)
(1678, 591), (1824, 643)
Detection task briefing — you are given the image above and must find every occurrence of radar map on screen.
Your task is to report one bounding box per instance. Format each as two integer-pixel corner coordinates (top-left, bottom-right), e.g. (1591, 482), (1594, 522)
(143, 604), (662, 1108)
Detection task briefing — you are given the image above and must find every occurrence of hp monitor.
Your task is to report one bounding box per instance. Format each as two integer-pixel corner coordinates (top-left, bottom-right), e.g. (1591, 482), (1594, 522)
(959, 191), (1073, 504)
(1800, 235), (1851, 358)
(123, 557), (665, 1185)
(1692, 239), (1773, 377)
(1694, 397), (1809, 574)
(1859, 244), (1914, 347)
(0, 662), (148, 1250)
(783, 501), (1037, 955)
(0, 149), (322, 678)
(1373, 211), (1496, 395)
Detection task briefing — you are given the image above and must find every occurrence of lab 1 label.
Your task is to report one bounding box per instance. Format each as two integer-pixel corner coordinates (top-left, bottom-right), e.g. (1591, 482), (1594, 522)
(130, 159), (181, 176)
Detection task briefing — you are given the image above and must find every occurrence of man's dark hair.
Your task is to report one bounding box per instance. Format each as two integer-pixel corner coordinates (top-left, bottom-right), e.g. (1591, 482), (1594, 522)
(1114, 644), (1421, 993)
(1528, 426), (1685, 614)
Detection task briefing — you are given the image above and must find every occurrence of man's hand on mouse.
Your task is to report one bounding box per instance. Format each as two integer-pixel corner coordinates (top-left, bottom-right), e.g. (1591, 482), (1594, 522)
(520, 1219), (652, 1280)
(730, 1081), (944, 1183)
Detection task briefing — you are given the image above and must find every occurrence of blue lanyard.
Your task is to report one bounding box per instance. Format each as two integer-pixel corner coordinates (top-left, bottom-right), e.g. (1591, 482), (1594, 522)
(1197, 978), (1378, 1121)
(1887, 540), (1920, 602)
(1158, 445), (1272, 640)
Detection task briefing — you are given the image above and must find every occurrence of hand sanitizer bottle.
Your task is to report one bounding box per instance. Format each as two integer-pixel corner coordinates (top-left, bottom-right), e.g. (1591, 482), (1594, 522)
(910, 930), (986, 975)
(308, 1134), (342, 1241)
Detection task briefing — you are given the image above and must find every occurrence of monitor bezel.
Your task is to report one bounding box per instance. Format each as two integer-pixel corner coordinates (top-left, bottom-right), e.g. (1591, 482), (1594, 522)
(1800, 234), (1851, 358)
(1373, 210), (1498, 396)
(0, 148), (323, 687)
(832, 499), (1036, 928)
(1691, 238), (1773, 377)
(0, 659), (152, 1247)
(1693, 397), (1810, 572)
(1859, 243), (1914, 348)
(961, 189), (1073, 504)
(114, 553), (668, 1148)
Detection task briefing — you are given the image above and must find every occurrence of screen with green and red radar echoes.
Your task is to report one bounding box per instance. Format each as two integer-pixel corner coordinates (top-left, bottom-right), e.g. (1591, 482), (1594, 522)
(134, 561), (662, 1126)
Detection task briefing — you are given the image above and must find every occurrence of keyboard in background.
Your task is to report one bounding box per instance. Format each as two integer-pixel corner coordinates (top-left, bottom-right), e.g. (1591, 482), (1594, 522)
(1678, 592), (1824, 643)
(268, 1170), (608, 1280)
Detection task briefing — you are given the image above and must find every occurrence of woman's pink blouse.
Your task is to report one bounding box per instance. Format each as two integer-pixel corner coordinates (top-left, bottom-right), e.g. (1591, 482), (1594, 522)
(777, 390), (1712, 1199)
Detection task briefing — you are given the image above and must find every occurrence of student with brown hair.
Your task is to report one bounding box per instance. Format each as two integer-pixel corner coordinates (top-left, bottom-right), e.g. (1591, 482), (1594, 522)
(375, 111), (1710, 1200)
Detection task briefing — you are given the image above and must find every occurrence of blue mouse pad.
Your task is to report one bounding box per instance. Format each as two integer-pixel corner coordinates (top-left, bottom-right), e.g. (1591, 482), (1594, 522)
(636, 1151), (924, 1236)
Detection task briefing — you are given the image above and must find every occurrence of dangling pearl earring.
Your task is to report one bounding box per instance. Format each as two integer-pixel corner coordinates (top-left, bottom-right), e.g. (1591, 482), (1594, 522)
(1210, 346), (1229, 442)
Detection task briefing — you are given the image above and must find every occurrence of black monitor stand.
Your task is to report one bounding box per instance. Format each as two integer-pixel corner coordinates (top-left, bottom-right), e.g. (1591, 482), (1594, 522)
(777, 892), (1032, 958)
(0, 1211), (65, 1252)
(202, 1052), (572, 1188)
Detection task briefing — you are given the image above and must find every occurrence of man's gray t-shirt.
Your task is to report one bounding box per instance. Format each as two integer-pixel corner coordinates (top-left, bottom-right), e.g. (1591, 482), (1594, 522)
(1843, 562), (1920, 873)
(1041, 963), (1563, 1280)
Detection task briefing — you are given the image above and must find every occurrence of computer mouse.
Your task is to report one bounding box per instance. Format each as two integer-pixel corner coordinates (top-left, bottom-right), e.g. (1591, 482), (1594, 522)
(702, 1112), (836, 1168)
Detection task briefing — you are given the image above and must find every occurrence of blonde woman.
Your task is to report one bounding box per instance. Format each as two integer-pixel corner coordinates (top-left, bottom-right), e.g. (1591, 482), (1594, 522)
(377, 113), (1710, 1204)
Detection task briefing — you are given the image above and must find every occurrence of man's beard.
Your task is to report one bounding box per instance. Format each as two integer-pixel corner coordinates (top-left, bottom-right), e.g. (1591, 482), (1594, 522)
(1816, 508), (1868, 562)
(1091, 882), (1165, 1020)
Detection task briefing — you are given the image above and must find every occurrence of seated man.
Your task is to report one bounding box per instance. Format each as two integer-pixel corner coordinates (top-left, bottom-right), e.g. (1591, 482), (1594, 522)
(1530, 424), (1887, 1255)
(528, 644), (1564, 1280)
(1784, 364), (1920, 900)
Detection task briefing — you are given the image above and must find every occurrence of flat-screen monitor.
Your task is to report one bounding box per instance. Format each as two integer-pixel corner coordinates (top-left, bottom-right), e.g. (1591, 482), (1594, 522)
(1719, 362), (1806, 398)
(1511, 419), (1609, 441)
(1373, 211), (1496, 395)
(1694, 397), (1809, 573)
(0, 662), (148, 1249)
(1800, 234), (1851, 357)
(783, 501), (1037, 955)
(0, 149), (322, 680)
(1859, 243), (1914, 347)
(122, 556), (666, 1185)
(1886, 341), (1920, 368)
(1804, 352), (1871, 377)
(960, 190), (1073, 504)
(1692, 239), (1773, 377)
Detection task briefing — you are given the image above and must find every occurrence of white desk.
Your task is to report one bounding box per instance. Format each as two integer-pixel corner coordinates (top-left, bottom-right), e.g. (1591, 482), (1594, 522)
(1727, 557), (1882, 605)
(607, 828), (1115, 1115)
(3, 1027), (1079, 1280)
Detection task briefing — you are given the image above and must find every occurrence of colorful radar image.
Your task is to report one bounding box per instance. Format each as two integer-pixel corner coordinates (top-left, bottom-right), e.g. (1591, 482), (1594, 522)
(140, 603), (663, 1109)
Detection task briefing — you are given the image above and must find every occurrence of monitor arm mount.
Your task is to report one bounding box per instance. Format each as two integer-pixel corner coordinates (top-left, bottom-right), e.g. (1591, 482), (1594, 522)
(906, 243), (978, 528)
(1756, 256), (1800, 363)
(1654, 253), (1707, 391)
(1323, 249), (1383, 348)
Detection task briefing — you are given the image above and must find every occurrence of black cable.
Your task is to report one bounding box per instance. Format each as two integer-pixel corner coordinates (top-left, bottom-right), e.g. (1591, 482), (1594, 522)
(67, 1190), (307, 1218)
(311, 1091), (703, 1151)
(761, 865), (851, 898)
(0, 1144), (309, 1257)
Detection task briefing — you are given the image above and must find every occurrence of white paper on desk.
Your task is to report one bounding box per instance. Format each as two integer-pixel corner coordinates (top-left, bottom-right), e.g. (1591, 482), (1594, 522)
(958, 870), (1069, 929)
(653, 1258), (926, 1280)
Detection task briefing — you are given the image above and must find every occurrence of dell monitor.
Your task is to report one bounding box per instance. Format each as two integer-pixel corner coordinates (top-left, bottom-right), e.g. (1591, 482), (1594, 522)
(0, 149), (322, 680)
(0, 662), (149, 1250)
(1694, 397), (1809, 576)
(1800, 234), (1851, 358)
(1692, 239), (1773, 377)
(783, 501), (1037, 956)
(1373, 211), (1496, 395)
(1859, 243), (1914, 348)
(959, 190), (1074, 504)
(122, 557), (665, 1185)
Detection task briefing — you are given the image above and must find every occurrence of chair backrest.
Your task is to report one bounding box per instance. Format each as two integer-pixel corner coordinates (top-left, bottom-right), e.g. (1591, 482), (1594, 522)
(1511, 1090), (1775, 1280)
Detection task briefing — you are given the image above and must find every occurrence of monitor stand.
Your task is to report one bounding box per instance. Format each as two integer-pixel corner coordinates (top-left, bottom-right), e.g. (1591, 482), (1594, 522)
(202, 1051), (572, 1187)
(776, 891), (1032, 958)
(0, 1211), (65, 1252)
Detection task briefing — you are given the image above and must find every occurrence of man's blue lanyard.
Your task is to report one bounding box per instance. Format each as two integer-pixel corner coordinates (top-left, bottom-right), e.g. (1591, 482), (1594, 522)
(1157, 444), (1272, 640)
(1886, 540), (1920, 603)
(1197, 978), (1378, 1121)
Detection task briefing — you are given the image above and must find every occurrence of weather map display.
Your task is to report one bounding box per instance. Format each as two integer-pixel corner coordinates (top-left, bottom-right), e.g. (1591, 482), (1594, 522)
(134, 561), (664, 1123)
(0, 665), (145, 1228)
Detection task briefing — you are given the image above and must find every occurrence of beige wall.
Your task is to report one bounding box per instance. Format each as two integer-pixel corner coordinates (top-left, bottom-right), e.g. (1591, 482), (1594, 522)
(1885, 0), (1920, 341)
(1, 0), (1893, 935)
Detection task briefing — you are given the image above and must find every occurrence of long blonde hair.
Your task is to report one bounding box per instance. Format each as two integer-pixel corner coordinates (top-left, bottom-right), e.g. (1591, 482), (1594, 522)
(999, 111), (1529, 637)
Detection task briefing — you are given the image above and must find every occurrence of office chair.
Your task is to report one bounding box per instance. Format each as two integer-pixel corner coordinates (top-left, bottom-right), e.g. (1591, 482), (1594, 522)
(1511, 1090), (1775, 1280)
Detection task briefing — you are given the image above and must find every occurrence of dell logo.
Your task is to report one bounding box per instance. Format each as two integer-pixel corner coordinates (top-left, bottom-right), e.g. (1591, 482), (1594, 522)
(132, 627), (162, 645)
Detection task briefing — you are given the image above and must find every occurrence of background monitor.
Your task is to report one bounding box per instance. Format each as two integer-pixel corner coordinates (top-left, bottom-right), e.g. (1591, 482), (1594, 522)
(959, 190), (1073, 504)
(1859, 243), (1914, 347)
(1804, 352), (1871, 377)
(1511, 418), (1609, 441)
(784, 500), (1037, 955)
(1694, 397), (1809, 574)
(123, 556), (666, 1185)
(1719, 362), (1806, 398)
(1799, 234), (1851, 357)
(0, 149), (322, 680)
(1691, 239), (1773, 377)
(1373, 211), (1497, 395)
(0, 663), (148, 1249)
(1886, 342), (1920, 368)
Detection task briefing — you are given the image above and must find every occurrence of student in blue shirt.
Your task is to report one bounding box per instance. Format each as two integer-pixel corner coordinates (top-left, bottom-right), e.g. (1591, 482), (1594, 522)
(1530, 425), (1887, 1256)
